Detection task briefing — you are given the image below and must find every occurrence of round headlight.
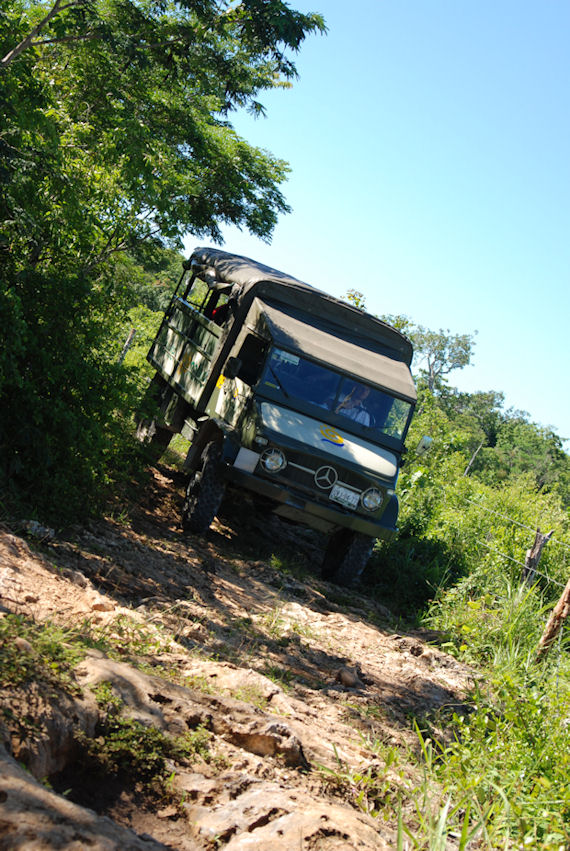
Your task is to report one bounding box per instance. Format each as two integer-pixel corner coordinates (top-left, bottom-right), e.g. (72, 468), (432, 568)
(361, 488), (383, 512)
(260, 448), (286, 473)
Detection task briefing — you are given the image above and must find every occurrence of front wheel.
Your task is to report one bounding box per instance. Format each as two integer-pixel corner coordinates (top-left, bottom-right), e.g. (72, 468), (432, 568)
(182, 442), (226, 534)
(321, 529), (375, 588)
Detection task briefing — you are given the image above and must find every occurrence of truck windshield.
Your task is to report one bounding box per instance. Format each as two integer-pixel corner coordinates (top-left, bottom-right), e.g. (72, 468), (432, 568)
(260, 348), (412, 440)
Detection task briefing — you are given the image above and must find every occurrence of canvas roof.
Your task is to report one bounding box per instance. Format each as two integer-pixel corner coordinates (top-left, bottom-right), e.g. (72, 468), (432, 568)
(190, 247), (313, 290)
(189, 247), (414, 367)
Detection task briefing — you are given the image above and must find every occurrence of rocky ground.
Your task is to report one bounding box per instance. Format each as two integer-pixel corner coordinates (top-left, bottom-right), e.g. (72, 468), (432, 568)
(0, 463), (475, 850)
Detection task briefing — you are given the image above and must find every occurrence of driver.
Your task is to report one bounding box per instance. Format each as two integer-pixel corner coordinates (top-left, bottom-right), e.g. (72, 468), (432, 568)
(335, 385), (371, 426)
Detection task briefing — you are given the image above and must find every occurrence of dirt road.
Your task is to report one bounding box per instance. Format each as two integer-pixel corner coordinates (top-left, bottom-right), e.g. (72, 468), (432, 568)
(0, 464), (472, 849)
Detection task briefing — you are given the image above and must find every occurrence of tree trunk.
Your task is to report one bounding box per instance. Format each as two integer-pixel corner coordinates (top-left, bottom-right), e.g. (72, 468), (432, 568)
(118, 328), (136, 365)
(464, 441), (484, 476)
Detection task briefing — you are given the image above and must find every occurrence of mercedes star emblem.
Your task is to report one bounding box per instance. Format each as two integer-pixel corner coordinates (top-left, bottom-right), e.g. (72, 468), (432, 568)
(314, 465), (338, 489)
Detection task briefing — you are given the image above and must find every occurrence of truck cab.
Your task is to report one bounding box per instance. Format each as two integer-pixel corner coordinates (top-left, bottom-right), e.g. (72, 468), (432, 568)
(142, 248), (417, 586)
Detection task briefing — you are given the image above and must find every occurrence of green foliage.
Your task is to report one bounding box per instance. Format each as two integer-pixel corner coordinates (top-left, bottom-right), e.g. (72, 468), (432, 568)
(411, 326), (476, 393)
(0, 0), (325, 524)
(121, 304), (165, 393)
(381, 316), (476, 393)
(318, 744), (401, 818)
(0, 614), (85, 692)
(438, 388), (570, 503)
(344, 288), (367, 310)
(413, 664), (570, 849)
(114, 245), (184, 313)
(1, 0), (325, 249)
(364, 383), (570, 849)
(87, 682), (211, 786)
(82, 613), (174, 660)
(0, 267), (147, 523)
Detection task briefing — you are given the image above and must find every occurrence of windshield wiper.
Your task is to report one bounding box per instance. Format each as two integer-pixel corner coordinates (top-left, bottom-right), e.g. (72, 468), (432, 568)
(268, 366), (290, 398)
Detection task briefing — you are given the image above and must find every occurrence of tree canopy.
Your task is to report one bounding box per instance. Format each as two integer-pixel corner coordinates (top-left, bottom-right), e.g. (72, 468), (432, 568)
(0, 0), (325, 521)
(1, 0), (326, 267)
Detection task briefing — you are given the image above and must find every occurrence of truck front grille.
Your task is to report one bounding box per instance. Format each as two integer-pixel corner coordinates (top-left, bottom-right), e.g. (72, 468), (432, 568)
(258, 448), (376, 509)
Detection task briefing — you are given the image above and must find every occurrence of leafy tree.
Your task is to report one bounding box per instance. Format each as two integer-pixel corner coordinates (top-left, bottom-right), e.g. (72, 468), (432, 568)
(439, 389), (505, 447)
(477, 417), (570, 496)
(114, 244), (185, 313)
(344, 289), (367, 310)
(410, 326), (477, 393)
(378, 313), (476, 392)
(0, 0), (326, 522)
(1, 1), (326, 265)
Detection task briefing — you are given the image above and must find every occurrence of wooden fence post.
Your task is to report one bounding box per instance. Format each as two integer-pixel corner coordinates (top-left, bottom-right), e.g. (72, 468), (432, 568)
(536, 577), (570, 661)
(521, 528), (554, 585)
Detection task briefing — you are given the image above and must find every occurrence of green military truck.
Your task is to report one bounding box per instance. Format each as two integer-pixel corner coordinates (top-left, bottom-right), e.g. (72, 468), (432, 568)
(141, 247), (417, 586)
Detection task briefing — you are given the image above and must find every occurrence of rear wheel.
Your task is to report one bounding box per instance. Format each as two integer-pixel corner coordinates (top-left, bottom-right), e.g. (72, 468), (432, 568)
(182, 442), (225, 534)
(321, 529), (375, 587)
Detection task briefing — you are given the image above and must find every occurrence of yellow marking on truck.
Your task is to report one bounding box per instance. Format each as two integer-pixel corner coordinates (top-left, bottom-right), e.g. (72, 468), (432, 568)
(319, 425), (345, 446)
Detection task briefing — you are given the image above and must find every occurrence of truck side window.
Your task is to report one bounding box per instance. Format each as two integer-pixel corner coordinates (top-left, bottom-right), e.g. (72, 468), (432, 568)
(237, 334), (269, 385)
(203, 290), (230, 323)
(182, 275), (231, 320)
(182, 274), (209, 309)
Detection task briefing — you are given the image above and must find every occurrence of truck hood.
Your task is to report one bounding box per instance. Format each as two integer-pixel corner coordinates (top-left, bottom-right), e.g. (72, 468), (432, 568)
(260, 402), (398, 481)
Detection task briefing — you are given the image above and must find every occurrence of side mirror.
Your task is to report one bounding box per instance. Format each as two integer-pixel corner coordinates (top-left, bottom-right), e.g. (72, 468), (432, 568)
(223, 357), (242, 380)
(416, 435), (433, 456)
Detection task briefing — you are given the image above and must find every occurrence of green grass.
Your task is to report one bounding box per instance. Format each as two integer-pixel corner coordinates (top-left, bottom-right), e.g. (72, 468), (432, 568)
(161, 433), (191, 468)
(0, 615), (86, 692)
(407, 572), (570, 850)
(262, 664), (294, 691)
(231, 683), (269, 709)
(81, 682), (212, 792)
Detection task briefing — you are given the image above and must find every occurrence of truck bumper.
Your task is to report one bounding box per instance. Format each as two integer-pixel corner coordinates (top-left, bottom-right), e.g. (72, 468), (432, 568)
(224, 466), (397, 541)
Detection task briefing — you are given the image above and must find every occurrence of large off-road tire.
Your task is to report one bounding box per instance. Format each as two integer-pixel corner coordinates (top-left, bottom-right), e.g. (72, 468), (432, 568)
(321, 529), (375, 587)
(182, 442), (225, 534)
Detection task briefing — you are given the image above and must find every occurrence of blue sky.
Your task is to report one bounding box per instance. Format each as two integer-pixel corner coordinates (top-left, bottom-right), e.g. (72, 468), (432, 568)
(184, 1), (570, 442)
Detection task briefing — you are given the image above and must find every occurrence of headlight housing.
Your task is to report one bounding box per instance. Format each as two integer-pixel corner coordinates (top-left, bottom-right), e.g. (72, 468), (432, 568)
(361, 487), (383, 512)
(260, 447), (286, 473)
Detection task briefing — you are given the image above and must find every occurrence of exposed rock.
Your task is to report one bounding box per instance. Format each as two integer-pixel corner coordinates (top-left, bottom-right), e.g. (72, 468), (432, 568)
(22, 519), (55, 540)
(335, 666), (364, 689)
(189, 784), (392, 850)
(91, 598), (116, 612)
(0, 682), (98, 779)
(0, 744), (173, 850)
(13, 636), (33, 653)
(0, 474), (474, 851)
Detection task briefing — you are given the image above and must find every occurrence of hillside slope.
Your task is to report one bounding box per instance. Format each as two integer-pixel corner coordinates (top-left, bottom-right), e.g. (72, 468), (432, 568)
(0, 464), (474, 850)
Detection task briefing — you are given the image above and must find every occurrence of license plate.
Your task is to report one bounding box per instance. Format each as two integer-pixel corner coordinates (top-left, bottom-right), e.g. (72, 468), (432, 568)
(329, 484), (359, 509)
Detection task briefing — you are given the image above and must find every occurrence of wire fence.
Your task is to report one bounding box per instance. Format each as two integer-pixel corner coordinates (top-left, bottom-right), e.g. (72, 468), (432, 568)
(461, 495), (570, 552)
(473, 538), (566, 589)
(449, 491), (570, 664)
(452, 494), (569, 592)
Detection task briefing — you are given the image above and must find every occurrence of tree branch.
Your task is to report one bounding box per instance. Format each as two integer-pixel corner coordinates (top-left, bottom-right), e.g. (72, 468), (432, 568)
(1, 0), (85, 69)
(30, 31), (99, 47)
